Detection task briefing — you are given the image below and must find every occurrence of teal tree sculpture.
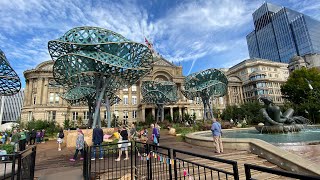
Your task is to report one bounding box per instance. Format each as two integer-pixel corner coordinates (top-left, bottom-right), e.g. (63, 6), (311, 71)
(181, 69), (228, 120)
(0, 49), (21, 96)
(141, 81), (178, 122)
(48, 26), (154, 127)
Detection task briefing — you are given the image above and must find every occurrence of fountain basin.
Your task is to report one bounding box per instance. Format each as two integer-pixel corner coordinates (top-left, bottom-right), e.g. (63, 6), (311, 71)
(199, 127), (320, 145)
(255, 124), (305, 134)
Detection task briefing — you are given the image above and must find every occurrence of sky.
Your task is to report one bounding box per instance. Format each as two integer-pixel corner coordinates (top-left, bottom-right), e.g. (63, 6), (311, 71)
(1, 0), (320, 88)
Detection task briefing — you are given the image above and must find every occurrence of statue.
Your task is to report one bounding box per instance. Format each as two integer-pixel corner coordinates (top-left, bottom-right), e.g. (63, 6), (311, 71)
(257, 97), (310, 133)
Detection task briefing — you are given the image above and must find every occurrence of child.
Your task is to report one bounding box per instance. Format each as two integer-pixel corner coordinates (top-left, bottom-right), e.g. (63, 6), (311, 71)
(57, 129), (64, 151)
(70, 129), (84, 161)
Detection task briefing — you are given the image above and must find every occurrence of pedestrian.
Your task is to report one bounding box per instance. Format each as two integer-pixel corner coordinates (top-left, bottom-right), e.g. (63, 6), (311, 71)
(41, 129), (46, 143)
(10, 129), (21, 152)
(30, 129), (36, 145)
(57, 129), (64, 151)
(19, 129), (27, 151)
(115, 125), (129, 161)
(211, 118), (223, 153)
(0, 132), (5, 144)
(70, 129), (85, 162)
(36, 130), (41, 144)
(151, 124), (159, 146)
(91, 125), (104, 160)
(25, 130), (30, 146)
(129, 123), (136, 140)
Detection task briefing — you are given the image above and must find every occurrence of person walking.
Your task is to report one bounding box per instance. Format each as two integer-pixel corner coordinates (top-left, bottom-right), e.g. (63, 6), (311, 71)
(10, 129), (21, 152)
(57, 129), (64, 151)
(36, 130), (41, 144)
(91, 125), (104, 160)
(1, 132), (7, 144)
(41, 129), (46, 143)
(115, 125), (129, 161)
(30, 129), (36, 145)
(129, 123), (136, 140)
(70, 129), (85, 161)
(151, 124), (159, 146)
(19, 129), (27, 151)
(211, 118), (223, 153)
(25, 130), (30, 146)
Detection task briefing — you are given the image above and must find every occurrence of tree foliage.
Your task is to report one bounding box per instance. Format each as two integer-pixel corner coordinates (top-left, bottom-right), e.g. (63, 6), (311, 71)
(221, 101), (263, 125)
(281, 68), (320, 123)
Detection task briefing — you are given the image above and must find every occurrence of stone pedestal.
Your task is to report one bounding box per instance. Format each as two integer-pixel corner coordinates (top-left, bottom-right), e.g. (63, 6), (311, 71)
(65, 128), (115, 148)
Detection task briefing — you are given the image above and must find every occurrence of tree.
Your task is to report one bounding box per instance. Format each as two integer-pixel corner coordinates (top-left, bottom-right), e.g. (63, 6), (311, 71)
(281, 68), (320, 123)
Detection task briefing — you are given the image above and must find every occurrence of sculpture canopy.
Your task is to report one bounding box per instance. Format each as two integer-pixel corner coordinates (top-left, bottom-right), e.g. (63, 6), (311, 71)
(0, 49), (21, 96)
(182, 68), (228, 120)
(141, 81), (178, 104)
(48, 26), (154, 127)
(141, 81), (178, 122)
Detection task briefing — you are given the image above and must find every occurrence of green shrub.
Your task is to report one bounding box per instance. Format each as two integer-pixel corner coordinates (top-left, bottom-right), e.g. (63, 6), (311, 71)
(0, 144), (14, 154)
(24, 120), (61, 137)
(63, 119), (71, 129)
(145, 114), (155, 125)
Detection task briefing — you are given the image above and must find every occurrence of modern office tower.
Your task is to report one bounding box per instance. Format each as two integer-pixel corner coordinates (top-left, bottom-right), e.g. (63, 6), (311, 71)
(0, 89), (24, 124)
(247, 2), (320, 63)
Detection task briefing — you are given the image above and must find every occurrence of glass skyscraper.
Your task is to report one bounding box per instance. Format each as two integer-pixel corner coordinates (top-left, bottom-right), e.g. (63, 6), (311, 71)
(247, 3), (320, 63)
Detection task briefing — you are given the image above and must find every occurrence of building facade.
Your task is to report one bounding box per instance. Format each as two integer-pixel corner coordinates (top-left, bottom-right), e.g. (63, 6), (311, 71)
(225, 58), (289, 104)
(21, 57), (210, 126)
(0, 89), (24, 124)
(247, 2), (320, 63)
(288, 53), (320, 73)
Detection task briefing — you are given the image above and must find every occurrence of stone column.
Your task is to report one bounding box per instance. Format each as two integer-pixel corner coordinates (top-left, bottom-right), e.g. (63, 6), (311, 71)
(24, 80), (29, 106)
(43, 78), (49, 105)
(28, 79), (33, 105)
(170, 107), (173, 120)
(142, 107), (145, 122)
(179, 107), (182, 121)
(152, 108), (155, 118)
(59, 86), (64, 105)
(36, 78), (43, 104)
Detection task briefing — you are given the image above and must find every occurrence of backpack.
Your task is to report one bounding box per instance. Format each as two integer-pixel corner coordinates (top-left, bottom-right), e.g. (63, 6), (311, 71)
(58, 132), (64, 138)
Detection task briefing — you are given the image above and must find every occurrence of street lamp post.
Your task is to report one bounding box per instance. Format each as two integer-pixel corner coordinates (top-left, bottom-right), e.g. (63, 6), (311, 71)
(305, 78), (318, 124)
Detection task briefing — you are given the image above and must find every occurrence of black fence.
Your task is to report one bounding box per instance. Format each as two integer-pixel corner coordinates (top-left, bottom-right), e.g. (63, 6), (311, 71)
(244, 164), (320, 180)
(83, 141), (240, 180)
(83, 142), (320, 180)
(0, 146), (37, 180)
(173, 149), (239, 180)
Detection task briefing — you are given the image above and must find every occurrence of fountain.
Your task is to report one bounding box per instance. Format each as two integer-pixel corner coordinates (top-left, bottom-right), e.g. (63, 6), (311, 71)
(256, 97), (310, 133)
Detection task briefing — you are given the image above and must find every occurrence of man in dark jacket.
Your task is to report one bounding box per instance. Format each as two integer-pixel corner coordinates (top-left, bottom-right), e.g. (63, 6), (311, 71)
(91, 125), (104, 160)
(30, 129), (36, 145)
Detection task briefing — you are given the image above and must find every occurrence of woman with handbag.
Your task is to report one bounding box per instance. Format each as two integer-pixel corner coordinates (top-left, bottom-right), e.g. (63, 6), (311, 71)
(115, 125), (129, 161)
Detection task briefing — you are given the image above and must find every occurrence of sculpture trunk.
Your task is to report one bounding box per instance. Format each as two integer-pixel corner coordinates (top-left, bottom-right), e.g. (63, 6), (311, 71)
(105, 96), (111, 128)
(92, 83), (108, 128)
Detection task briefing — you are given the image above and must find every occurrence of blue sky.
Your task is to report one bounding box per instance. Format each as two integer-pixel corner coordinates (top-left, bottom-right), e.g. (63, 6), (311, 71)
(1, 0), (320, 88)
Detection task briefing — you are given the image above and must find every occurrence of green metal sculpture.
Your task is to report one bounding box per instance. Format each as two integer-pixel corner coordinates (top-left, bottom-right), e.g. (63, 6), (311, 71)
(182, 68), (228, 120)
(0, 49), (21, 96)
(141, 81), (178, 122)
(48, 26), (154, 127)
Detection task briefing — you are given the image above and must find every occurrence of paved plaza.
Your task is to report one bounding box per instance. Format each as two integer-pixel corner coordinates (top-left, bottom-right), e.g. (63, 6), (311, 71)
(31, 130), (320, 179)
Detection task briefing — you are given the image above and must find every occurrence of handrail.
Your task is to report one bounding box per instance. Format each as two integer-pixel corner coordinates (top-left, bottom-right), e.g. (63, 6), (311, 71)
(173, 148), (238, 165)
(244, 164), (320, 180)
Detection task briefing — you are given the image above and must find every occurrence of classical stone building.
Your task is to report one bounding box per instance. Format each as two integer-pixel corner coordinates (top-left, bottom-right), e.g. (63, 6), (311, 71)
(288, 53), (320, 73)
(21, 57), (207, 126)
(224, 58), (289, 105)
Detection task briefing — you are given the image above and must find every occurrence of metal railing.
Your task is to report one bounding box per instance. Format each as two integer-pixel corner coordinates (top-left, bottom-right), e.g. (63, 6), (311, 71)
(244, 164), (320, 180)
(83, 141), (134, 180)
(173, 148), (239, 180)
(0, 145), (37, 180)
